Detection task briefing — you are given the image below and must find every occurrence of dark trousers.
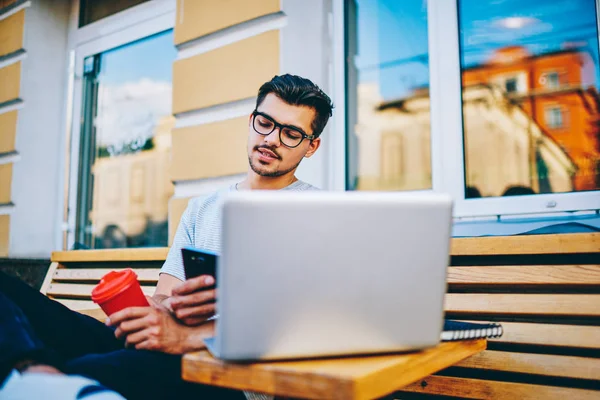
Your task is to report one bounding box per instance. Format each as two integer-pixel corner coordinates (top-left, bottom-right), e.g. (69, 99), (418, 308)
(0, 271), (244, 400)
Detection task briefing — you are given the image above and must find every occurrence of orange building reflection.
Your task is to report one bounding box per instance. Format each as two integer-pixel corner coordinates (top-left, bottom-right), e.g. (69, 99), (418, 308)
(463, 46), (600, 191)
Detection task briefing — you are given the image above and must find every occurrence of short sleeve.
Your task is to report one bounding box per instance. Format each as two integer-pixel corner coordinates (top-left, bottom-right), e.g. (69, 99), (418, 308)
(160, 200), (194, 281)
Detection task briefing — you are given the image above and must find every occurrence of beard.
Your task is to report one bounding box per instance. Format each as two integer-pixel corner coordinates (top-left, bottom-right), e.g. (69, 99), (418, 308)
(248, 147), (302, 178)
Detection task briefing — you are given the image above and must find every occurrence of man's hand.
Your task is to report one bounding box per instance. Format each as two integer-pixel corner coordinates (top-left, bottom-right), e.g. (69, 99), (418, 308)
(106, 303), (213, 354)
(170, 275), (217, 326)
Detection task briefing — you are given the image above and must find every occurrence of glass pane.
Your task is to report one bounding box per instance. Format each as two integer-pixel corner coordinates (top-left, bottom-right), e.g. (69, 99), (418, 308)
(346, 0), (431, 191)
(76, 31), (176, 249)
(79, 0), (150, 27)
(459, 0), (600, 198)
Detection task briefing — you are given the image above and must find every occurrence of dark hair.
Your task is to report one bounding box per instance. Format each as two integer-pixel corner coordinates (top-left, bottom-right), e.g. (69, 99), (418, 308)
(502, 185), (536, 196)
(256, 74), (334, 138)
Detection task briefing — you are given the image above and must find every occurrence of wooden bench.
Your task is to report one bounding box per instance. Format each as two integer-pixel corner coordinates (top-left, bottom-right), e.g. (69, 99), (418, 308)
(41, 248), (167, 321)
(400, 232), (600, 399)
(41, 233), (600, 398)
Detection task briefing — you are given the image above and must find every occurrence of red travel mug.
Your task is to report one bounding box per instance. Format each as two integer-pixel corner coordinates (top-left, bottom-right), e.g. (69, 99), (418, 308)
(91, 269), (149, 316)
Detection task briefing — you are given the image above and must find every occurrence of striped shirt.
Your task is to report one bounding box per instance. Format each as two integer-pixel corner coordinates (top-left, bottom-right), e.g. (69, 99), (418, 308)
(161, 180), (318, 400)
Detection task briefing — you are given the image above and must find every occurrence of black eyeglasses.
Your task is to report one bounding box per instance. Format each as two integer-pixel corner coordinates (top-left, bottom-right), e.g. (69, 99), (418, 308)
(252, 110), (316, 148)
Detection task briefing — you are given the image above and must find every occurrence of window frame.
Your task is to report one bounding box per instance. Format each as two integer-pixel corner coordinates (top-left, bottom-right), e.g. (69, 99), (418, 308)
(335, 0), (600, 218)
(64, 0), (175, 250)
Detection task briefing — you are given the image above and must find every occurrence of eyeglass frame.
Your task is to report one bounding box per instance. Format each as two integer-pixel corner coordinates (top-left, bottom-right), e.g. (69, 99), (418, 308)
(251, 110), (317, 148)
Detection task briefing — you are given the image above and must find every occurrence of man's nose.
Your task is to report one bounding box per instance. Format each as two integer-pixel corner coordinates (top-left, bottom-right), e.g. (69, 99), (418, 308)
(264, 127), (281, 147)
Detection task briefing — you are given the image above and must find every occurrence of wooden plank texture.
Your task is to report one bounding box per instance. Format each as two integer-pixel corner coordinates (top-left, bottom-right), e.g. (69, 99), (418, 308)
(447, 265), (600, 285)
(445, 293), (600, 316)
(46, 283), (155, 299)
(456, 350), (600, 380)
(174, 0), (280, 44)
(451, 233), (600, 256)
(53, 268), (160, 283)
(484, 321), (600, 349)
(51, 248), (168, 262)
(53, 299), (97, 311)
(182, 340), (486, 400)
(399, 375), (600, 399)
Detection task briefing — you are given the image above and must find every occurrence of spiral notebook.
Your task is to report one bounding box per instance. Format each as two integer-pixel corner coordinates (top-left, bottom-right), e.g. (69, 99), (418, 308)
(441, 320), (503, 341)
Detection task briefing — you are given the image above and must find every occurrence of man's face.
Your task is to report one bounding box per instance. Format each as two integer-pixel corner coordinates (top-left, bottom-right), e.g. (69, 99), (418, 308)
(247, 93), (321, 178)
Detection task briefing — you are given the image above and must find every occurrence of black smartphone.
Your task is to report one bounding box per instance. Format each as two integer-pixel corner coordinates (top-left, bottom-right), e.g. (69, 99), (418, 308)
(181, 247), (218, 285)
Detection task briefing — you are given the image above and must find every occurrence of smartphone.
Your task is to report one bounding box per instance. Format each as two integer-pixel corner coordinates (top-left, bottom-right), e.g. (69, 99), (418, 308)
(181, 247), (218, 285)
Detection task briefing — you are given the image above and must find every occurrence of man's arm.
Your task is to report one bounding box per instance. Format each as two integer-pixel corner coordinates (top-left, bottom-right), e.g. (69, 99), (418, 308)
(152, 273), (183, 307)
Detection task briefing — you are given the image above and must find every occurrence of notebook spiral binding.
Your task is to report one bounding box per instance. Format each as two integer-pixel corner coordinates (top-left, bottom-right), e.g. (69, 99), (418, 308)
(440, 322), (504, 342)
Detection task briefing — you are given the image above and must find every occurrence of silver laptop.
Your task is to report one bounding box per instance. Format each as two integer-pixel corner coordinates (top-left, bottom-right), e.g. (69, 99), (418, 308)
(205, 190), (453, 361)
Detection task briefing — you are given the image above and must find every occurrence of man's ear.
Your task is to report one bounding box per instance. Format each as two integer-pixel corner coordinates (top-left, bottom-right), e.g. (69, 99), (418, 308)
(304, 137), (321, 158)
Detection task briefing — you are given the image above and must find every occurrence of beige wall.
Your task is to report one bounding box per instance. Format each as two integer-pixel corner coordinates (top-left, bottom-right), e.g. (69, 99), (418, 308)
(168, 0), (282, 243)
(0, 2), (26, 256)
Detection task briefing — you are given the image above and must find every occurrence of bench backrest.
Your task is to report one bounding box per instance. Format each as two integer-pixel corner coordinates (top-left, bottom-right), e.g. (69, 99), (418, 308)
(44, 233), (600, 398)
(43, 248), (167, 318)
(400, 232), (600, 399)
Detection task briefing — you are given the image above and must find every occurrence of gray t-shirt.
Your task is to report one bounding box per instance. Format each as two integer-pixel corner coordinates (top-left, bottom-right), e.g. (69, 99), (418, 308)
(161, 180), (318, 281)
(161, 180), (318, 400)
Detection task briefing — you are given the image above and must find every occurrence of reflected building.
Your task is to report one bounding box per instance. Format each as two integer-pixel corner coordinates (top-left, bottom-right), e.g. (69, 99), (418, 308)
(463, 46), (600, 191)
(89, 116), (175, 248)
(355, 82), (574, 196)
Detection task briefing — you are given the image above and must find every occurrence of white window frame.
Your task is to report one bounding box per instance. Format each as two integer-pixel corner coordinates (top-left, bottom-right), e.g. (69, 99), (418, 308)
(63, 0), (175, 249)
(332, 0), (600, 218)
(545, 105), (563, 129)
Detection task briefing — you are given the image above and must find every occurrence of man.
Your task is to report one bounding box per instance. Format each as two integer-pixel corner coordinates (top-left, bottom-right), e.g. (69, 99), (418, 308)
(0, 74), (334, 400)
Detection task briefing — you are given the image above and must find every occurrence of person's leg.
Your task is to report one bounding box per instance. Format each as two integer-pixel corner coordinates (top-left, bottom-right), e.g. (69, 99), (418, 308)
(0, 291), (57, 382)
(0, 271), (122, 360)
(65, 350), (246, 400)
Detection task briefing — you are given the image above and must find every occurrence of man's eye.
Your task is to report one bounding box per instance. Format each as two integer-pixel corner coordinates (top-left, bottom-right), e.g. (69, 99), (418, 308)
(283, 129), (302, 139)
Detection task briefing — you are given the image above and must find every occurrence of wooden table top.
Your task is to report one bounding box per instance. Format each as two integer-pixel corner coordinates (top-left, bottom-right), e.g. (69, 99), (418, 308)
(182, 339), (486, 400)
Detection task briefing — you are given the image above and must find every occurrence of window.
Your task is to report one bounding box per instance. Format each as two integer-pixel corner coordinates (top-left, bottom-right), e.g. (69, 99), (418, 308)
(546, 106), (563, 129)
(74, 30), (176, 249)
(505, 77), (518, 93)
(345, 0), (430, 191)
(545, 71), (560, 89)
(457, 0), (600, 204)
(344, 0), (600, 216)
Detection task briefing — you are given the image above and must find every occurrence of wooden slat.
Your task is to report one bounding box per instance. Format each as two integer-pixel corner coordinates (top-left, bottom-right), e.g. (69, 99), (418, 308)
(400, 375), (600, 399)
(40, 262), (59, 295)
(51, 248), (169, 262)
(183, 340), (486, 400)
(485, 321), (600, 349)
(0, 61), (21, 103)
(451, 233), (600, 256)
(77, 308), (107, 322)
(46, 283), (155, 299)
(456, 350), (600, 380)
(53, 268), (160, 283)
(448, 265), (600, 285)
(445, 294), (600, 316)
(0, 9), (24, 56)
(174, 0), (279, 45)
(53, 298), (98, 311)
